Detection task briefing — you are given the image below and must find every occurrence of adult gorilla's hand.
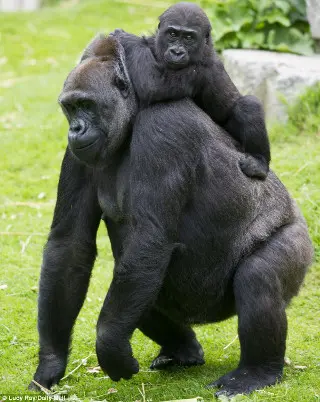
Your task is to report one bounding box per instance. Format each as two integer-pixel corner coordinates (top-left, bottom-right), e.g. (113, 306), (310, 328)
(28, 354), (66, 390)
(96, 333), (139, 381)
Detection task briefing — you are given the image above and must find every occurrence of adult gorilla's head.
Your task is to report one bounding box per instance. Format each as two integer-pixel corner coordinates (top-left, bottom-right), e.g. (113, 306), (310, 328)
(156, 2), (212, 69)
(58, 35), (137, 165)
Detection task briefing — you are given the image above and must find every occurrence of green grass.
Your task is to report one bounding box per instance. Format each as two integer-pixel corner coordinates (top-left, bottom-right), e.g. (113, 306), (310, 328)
(0, 1), (319, 401)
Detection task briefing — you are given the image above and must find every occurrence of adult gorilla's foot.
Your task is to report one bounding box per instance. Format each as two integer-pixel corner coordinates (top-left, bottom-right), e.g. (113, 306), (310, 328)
(207, 366), (283, 397)
(150, 338), (205, 369)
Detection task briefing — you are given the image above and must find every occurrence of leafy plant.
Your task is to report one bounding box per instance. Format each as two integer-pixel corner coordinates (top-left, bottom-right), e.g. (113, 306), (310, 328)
(41, 0), (61, 7)
(201, 0), (314, 55)
(287, 82), (320, 134)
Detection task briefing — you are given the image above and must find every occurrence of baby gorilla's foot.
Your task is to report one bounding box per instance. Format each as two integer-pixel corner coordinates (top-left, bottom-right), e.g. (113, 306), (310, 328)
(239, 155), (269, 180)
(150, 338), (204, 370)
(207, 365), (283, 397)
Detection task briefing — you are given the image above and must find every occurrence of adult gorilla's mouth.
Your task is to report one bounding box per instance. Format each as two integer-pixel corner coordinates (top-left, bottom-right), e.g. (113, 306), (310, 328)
(69, 137), (102, 165)
(76, 137), (100, 151)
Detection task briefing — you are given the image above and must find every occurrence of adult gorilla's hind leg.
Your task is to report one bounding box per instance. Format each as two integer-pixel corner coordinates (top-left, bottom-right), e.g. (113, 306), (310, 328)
(138, 309), (204, 369)
(210, 218), (312, 397)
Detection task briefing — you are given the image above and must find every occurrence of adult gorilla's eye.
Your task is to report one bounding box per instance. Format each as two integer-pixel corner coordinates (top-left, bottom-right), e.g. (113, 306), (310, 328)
(60, 101), (75, 117)
(78, 99), (94, 109)
(169, 30), (177, 37)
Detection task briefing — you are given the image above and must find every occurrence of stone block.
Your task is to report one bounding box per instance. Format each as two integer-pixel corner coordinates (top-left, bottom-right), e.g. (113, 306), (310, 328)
(222, 49), (320, 122)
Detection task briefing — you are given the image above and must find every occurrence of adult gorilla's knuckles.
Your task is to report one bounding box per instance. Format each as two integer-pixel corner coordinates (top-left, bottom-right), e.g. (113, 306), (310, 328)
(28, 354), (66, 390)
(30, 17), (313, 398)
(59, 34), (137, 166)
(96, 337), (139, 381)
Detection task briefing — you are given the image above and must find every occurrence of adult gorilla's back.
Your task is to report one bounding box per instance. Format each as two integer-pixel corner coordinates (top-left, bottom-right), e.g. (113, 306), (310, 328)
(131, 99), (311, 323)
(127, 98), (313, 397)
(30, 36), (313, 398)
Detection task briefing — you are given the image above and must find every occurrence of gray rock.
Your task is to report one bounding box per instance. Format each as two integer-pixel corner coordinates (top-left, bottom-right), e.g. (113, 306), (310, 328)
(306, 0), (320, 39)
(222, 49), (320, 122)
(0, 0), (40, 11)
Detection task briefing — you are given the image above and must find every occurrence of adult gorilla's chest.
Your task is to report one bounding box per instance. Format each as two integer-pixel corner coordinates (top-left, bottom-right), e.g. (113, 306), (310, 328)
(97, 155), (130, 224)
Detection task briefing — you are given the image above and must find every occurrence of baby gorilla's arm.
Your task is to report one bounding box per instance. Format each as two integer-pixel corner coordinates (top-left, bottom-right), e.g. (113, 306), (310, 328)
(197, 54), (270, 179)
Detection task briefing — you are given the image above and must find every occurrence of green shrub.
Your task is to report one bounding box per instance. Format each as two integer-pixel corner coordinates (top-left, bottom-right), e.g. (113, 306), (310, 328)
(201, 0), (314, 55)
(287, 82), (320, 134)
(41, 0), (61, 7)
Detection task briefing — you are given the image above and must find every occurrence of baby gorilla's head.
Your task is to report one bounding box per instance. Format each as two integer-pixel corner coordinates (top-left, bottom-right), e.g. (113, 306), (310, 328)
(155, 2), (212, 69)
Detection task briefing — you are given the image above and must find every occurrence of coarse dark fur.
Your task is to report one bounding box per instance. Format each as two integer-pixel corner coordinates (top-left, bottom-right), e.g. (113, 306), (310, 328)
(112, 2), (271, 179)
(29, 35), (313, 398)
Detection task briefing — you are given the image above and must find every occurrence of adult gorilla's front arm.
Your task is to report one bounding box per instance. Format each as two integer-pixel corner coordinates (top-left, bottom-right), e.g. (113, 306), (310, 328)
(29, 148), (102, 390)
(96, 108), (195, 381)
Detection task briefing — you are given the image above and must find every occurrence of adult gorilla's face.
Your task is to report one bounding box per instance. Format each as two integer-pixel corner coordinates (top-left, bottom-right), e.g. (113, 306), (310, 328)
(58, 36), (137, 165)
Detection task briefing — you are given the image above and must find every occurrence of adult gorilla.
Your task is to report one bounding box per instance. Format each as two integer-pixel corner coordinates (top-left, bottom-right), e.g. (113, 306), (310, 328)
(29, 35), (313, 397)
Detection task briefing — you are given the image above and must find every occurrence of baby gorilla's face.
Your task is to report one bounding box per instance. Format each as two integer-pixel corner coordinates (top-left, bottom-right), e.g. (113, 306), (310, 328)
(156, 3), (211, 70)
(157, 22), (203, 69)
(162, 24), (201, 69)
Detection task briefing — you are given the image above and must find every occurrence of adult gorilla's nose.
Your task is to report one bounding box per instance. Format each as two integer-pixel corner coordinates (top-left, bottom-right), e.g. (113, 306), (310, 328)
(68, 120), (96, 150)
(70, 120), (87, 136)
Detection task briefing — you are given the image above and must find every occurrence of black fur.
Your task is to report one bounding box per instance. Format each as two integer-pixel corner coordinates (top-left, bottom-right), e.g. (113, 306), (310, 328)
(29, 35), (313, 397)
(112, 2), (271, 179)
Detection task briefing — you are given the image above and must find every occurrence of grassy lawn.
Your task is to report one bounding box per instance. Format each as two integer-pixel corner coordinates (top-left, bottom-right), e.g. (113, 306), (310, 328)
(0, 1), (319, 401)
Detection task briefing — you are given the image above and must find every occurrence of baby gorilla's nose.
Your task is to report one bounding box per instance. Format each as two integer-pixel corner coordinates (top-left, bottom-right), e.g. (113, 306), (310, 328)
(169, 47), (186, 58)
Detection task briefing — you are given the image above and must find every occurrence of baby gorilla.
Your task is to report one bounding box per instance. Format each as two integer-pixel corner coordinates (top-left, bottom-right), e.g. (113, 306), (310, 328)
(113, 2), (270, 179)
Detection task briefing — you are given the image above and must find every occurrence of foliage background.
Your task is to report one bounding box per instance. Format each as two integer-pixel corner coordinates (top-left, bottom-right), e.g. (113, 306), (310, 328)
(201, 0), (314, 55)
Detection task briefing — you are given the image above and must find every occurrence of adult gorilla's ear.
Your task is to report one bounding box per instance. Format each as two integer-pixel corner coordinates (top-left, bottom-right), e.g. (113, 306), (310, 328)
(111, 36), (131, 98)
